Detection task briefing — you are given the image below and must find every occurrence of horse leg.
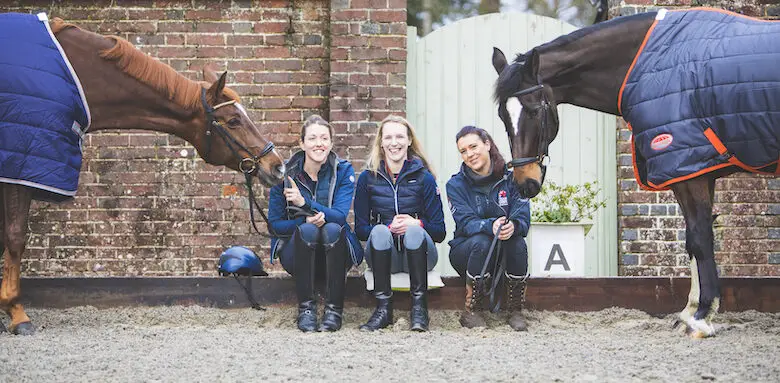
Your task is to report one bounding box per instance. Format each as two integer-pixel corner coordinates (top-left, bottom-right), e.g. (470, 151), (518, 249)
(671, 177), (720, 338)
(1, 184), (35, 335)
(0, 190), (4, 334)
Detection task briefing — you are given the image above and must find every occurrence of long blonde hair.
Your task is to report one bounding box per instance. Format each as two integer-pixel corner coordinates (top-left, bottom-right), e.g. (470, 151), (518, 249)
(365, 115), (435, 177)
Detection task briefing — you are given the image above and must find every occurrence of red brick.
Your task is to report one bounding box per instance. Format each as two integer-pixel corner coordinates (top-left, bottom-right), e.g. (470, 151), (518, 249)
(370, 10), (405, 23)
(253, 21), (289, 33)
(331, 10), (368, 21)
(187, 34), (226, 45)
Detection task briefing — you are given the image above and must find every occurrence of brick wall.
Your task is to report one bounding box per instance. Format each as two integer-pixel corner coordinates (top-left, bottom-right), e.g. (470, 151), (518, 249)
(609, 0), (780, 276)
(0, 0), (407, 276)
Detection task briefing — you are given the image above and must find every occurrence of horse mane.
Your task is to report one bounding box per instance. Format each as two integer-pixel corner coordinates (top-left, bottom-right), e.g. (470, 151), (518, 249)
(493, 12), (656, 102)
(49, 18), (239, 110)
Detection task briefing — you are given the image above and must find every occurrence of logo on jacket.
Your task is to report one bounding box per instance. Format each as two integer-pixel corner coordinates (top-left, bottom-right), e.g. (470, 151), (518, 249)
(650, 133), (673, 151)
(447, 197), (456, 214)
(498, 190), (508, 206)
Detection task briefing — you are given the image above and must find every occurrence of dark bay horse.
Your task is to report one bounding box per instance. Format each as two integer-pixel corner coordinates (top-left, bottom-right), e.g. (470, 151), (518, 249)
(0, 15), (285, 334)
(491, 8), (780, 337)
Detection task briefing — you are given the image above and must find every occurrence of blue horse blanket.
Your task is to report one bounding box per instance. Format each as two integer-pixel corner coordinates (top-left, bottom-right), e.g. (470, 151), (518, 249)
(0, 13), (90, 202)
(620, 9), (780, 190)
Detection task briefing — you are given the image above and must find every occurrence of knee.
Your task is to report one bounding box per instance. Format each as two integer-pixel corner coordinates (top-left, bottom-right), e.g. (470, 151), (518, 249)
(370, 225), (393, 251)
(468, 234), (493, 254)
(296, 223), (320, 245)
(321, 223), (344, 246)
(403, 225), (426, 250)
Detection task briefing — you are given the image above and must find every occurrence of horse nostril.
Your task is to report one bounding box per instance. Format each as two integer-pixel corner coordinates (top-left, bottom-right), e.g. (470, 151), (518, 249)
(275, 164), (285, 177)
(526, 179), (541, 198)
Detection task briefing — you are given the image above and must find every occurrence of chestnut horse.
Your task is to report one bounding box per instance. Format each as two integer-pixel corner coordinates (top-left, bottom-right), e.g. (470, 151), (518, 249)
(492, 9), (779, 337)
(0, 15), (285, 334)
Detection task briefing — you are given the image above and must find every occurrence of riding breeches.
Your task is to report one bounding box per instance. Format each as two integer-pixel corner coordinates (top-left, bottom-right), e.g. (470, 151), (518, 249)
(449, 233), (528, 278)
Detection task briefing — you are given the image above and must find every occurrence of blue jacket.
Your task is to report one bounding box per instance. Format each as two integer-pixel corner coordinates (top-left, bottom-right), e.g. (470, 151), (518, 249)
(446, 164), (530, 249)
(268, 151), (363, 265)
(354, 158), (446, 243)
(621, 9), (780, 190)
(0, 13), (90, 202)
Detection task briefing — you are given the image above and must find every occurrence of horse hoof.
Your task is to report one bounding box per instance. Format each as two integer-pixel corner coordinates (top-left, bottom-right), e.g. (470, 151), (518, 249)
(11, 321), (35, 336)
(690, 330), (707, 339)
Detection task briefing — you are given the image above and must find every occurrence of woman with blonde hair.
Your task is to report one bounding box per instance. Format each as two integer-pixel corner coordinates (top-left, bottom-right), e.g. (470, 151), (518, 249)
(354, 115), (446, 332)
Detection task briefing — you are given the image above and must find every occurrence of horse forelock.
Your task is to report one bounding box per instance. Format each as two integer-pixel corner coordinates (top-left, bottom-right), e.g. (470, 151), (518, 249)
(493, 61), (526, 103)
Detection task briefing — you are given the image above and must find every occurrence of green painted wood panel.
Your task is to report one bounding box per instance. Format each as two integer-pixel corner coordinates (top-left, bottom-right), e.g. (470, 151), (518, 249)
(407, 13), (618, 277)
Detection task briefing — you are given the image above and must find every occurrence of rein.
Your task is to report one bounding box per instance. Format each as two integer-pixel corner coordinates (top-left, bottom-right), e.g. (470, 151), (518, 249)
(200, 88), (278, 238)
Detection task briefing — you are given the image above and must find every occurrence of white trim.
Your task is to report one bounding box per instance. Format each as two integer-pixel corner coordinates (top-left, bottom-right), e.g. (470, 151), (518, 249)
(39, 12), (92, 132)
(0, 177), (77, 196)
(656, 9), (668, 20)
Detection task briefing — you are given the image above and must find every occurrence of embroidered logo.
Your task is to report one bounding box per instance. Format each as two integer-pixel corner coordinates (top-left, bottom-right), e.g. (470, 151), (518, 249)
(498, 190), (508, 206)
(436, 187), (440, 195)
(650, 133), (673, 151)
(448, 197), (456, 214)
(349, 175), (355, 183)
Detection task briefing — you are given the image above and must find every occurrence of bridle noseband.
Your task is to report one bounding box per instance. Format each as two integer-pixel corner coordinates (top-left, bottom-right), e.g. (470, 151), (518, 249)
(505, 83), (555, 171)
(200, 88), (279, 238)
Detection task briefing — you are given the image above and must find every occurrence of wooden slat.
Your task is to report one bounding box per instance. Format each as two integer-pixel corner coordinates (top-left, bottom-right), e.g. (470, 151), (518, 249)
(10, 277), (780, 314)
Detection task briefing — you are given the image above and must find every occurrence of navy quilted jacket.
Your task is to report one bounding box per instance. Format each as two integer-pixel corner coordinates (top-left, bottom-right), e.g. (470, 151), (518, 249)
(354, 158), (446, 243)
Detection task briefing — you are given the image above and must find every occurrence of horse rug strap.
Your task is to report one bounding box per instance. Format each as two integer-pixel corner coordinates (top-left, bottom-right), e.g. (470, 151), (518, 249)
(620, 9), (780, 190)
(0, 13), (91, 202)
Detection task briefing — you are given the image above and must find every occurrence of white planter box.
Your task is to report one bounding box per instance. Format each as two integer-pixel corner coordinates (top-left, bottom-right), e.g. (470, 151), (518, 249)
(528, 222), (591, 277)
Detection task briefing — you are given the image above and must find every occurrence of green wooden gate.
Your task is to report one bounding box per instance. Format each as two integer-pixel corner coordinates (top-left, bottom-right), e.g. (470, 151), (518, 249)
(406, 12), (618, 277)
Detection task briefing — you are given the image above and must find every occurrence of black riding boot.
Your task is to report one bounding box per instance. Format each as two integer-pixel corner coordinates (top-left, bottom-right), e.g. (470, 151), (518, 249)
(407, 245), (429, 332)
(294, 230), (318, 333)
(360, 248), (393, 331)
(319, 234), (348, 332)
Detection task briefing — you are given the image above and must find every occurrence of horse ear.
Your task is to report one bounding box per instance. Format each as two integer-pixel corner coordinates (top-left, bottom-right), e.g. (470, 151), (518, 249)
(529, 49), (541, 79)
(492, 47), (508, 75)
(202, 65), (219, 83)
(208, 71), (228, 100)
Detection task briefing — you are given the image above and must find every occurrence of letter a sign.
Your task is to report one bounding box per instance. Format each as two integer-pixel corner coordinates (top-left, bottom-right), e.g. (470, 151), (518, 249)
(530, 225), (585, 277)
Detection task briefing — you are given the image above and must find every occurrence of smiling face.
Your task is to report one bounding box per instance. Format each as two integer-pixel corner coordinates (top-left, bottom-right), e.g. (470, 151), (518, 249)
(381, 121), (411, 164)
(300, 123), (332, 166)
(457, 133), (492, 176)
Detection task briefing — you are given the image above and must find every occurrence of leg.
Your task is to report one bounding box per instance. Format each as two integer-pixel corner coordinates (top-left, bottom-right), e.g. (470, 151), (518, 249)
(292, 223), (320, 333)
(360, 225), (394, 331)
(404, 226), (429, 332)
(1, 184), (34, 335)
(450, 234), (492, 328)
(503, 235), (529, 331)
(671, 176), (720, 337)
(318, 223), (348, 332)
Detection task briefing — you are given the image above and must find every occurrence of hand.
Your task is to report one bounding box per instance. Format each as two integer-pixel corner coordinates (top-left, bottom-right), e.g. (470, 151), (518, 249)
(389, 214), (421, 235)
(306, 212), (325, 227)
(284, 176), (305, 207)
(493, 217), (515, 240)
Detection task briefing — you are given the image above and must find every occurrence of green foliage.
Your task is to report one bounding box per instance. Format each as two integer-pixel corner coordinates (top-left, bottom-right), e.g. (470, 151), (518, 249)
(531, 181), (607, 223)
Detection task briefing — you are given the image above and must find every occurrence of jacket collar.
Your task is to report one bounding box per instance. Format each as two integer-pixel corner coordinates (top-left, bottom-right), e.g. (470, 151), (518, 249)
(379, 157), (425, 180)
(285, 150), (339, 179)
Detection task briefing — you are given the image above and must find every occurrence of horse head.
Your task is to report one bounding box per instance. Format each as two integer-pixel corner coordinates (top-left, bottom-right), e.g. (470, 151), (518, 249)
(197, 67), (285, 187)
(492, 47), (559, 198)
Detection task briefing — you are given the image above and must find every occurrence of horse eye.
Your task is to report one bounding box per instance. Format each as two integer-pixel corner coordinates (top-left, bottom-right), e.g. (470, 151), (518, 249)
(227, 118), (241, 128)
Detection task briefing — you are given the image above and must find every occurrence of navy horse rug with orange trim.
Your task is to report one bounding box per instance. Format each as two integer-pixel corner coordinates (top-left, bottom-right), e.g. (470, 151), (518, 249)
(0, 13), (90, 202)
(621, 9), (780, 190)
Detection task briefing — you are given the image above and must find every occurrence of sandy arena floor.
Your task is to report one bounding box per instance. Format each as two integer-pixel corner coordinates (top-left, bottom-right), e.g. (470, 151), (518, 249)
(1, 306), (778, 382)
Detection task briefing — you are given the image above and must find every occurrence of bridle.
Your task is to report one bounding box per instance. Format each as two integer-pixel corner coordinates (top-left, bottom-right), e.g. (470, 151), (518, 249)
(200, 88), (278, 238)
(504, 82), (556, 175)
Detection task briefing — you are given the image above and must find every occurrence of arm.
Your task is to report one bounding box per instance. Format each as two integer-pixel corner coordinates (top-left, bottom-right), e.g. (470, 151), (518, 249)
(446, 180), (497, 238)
(353, 171), (373, 241)
(419, 173), (446, 243)
(308, 163), (355, 226)
(508, 183), (531, 237)
(268, 183), (304, 235)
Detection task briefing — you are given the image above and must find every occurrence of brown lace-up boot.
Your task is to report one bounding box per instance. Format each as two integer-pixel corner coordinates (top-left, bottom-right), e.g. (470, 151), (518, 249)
(459, 272), (488, 328)
(505, 272), (528, 331)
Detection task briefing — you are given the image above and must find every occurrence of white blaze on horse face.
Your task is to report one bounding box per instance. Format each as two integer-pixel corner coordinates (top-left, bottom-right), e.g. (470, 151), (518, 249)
(506, 97), (523, 136)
